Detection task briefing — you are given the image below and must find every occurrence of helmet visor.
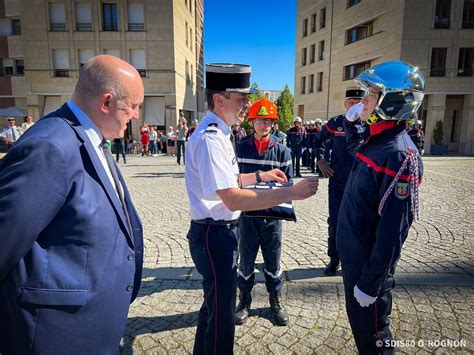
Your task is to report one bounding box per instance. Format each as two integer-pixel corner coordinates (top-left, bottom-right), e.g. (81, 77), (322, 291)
(377, 91), (424, 120)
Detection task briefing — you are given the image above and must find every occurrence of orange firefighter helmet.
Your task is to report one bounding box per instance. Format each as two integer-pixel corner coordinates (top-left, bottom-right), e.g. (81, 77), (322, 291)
(248, 97), (278, 121)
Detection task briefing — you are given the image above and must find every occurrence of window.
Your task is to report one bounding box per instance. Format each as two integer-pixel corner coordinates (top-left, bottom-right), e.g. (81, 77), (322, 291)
(317, 72), (323, 91)
(346, 21), (373, 44)
(12, 19), (21, 35)
(309, 74), (314, 93)
(434, 0), (451, 29)
(462, 0), (474, 29)
(102, 3), (118, 31)
(301, 76), (306, 94)
(53, 49), (70, 77)
(79, 49), (94, 68)
(190, 28), (193, 51)
(303, 18), (308, 37)
(128, 2), (144, 31)
(50, 3), (66, 31)
(185, 22), (189, 47)
(1, 59), (14, 76)
(130, 49), (147, 77)
(103, 49), (121, 58)
(343, 61), (371, 80)
(319, 40), (325, 60)
(430, 48), (447, 76)
(75, 3), (92, 31)
(347, 0), (362, 7)
(311, 13), (317, 33)
(310, 44), (315, 63)
(15, 59), (24, 75)
(458, 48), (473, 76)
(302, 48), (307, 66)
(320, 8), (326, 29)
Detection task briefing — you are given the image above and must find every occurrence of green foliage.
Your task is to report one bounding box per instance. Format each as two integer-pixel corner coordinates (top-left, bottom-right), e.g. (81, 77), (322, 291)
(432, 120), (444, 145)
(241, 82), (264, 133)
(275, 84), (294, 132)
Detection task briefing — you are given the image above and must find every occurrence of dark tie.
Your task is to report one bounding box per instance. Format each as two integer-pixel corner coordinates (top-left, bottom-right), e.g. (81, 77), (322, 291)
(101, 140), (133, 235)
(11, 127), (17, 142)
(230, 133), (236, 152)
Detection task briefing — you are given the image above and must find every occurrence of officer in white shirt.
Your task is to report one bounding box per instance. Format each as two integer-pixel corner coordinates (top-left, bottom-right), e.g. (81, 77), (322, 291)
(0, 117), (23, 148)
(185, 63), (319, 354)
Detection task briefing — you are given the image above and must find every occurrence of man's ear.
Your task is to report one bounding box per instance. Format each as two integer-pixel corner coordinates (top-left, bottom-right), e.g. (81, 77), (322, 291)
(213, 93), (225, 108)
(99, 93), (113, 113)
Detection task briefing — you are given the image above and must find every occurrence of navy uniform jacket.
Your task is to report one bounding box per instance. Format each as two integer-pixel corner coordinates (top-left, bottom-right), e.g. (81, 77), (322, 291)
(305, 127), (322, 151)
(407, 128), (425, 150)
(337, 120), (423, 297)
(286, 126), (305, 149)
(0, 104), (143, 354)
(318, 115), (354, 187)
(236, 134), (293, 180)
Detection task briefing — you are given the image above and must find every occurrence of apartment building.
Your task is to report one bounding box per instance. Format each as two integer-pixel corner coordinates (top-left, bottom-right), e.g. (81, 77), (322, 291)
(0, 0), (205, 138)
(295, 0), (474, 155)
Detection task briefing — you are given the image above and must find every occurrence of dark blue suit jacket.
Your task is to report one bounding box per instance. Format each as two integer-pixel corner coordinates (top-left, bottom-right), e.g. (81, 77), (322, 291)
(0, 104), (143, 354)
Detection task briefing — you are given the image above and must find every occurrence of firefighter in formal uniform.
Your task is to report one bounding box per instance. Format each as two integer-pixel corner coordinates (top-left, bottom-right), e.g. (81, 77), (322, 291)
(234, 98), (292, 326)
(185, 63), (319, 354)
(317, 87), (366, 276)
(286, 116), (305, 177)
(338, 61), (424, 354)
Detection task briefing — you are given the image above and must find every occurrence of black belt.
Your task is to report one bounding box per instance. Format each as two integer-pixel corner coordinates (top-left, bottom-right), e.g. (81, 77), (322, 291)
(192, 218), (239, 227)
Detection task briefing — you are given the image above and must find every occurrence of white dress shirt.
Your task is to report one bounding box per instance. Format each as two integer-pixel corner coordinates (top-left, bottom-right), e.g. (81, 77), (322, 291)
(185, 111), (241, 221)
(67, 101), (121, 197)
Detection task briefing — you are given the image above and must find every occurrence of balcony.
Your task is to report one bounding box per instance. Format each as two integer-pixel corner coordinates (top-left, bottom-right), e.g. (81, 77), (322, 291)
(128, 23), (145, 31)
(54, 69), (69, 77)
(50, 23), (66, 31)
(76, 23), (92, 31)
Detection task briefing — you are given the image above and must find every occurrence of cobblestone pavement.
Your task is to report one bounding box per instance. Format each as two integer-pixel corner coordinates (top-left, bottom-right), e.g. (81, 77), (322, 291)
(120, 155), (474, 354)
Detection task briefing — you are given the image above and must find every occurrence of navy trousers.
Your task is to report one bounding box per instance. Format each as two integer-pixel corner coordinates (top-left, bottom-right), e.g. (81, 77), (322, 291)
(327, 179), (347, 260)
(290, 146), (302, 175)
(187, 220), (239, 355)
(341, 264), (396, 355)
(237, 217), (284, 294)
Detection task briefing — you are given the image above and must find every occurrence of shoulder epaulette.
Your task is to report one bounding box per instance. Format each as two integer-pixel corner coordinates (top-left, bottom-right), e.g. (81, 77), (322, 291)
(205, 123), (218, 134)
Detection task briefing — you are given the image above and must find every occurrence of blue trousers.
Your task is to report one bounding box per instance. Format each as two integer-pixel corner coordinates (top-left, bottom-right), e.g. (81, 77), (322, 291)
(341, 263), (395, 355)
(327, 179), (347, 260)
(237, 217), (284, 294)
(187, 220), (239, 355)
(290, 146), (302, 175)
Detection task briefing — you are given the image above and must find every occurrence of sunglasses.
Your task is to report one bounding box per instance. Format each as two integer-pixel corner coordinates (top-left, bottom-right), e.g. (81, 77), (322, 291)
(7, 119), (15, 122)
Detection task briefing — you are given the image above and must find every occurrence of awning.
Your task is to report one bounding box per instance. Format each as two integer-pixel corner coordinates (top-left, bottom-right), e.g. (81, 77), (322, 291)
(0, 107), (27, 117)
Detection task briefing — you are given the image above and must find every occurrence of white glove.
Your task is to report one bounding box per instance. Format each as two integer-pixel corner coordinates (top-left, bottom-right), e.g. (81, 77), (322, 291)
(346, 102), (364, 122)
(354, 285), (377, 307)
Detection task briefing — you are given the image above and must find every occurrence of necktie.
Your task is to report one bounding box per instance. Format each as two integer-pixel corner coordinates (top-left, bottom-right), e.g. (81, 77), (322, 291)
(230, 133), (236, 152)
(101, 140), (133, 235)
(11, 127), (17, 142)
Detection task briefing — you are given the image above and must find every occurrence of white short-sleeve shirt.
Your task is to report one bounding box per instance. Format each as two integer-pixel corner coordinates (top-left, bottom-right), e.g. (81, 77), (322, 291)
(185, 111), (241, 221)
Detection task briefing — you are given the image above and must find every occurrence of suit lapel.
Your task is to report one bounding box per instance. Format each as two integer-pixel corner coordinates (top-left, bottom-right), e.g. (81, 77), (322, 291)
(56, 104), (133, 242)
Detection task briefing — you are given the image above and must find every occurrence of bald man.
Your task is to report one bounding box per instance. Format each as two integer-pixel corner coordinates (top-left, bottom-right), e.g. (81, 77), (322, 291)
(0, 55), (144, 354)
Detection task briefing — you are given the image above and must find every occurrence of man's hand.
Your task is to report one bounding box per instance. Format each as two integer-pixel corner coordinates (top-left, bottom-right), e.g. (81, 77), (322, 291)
(317, 160), (334, 178)
(261, 169), (288, 184)
(354, 285), (377, 307)
(290, 177), (319, 200)
(346, 102), (364, 122)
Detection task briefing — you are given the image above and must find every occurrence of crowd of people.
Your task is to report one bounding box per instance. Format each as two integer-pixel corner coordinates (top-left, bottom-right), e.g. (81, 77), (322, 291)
(0, 54), (427, 355)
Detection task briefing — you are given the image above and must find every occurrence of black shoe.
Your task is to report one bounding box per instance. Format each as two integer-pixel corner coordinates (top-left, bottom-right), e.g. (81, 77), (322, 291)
(269, 291), (289, 326)
(235, 292), (252, 325)
(295, 174), (303, 178)
(324, 258), (340, 276)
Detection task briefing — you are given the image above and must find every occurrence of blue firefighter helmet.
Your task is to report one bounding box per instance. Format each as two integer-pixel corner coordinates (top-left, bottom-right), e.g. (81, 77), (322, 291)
(355, 61), (425, 121)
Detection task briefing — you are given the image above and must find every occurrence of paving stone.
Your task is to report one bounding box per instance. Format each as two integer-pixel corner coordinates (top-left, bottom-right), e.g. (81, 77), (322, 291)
(119, 155), (474, 354)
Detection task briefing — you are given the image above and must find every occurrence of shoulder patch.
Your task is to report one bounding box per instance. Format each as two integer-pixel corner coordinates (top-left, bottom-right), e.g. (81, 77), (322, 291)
(205, 123), (218, 134)
(395, 182), (410, 200)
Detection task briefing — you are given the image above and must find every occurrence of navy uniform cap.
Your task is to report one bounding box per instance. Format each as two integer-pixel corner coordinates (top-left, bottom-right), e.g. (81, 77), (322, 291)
(345, 86), (366, 99)
(206, 63), (257, 93)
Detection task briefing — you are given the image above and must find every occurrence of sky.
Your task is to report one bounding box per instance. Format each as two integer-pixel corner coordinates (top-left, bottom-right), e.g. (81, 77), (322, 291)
(204, 0), (297, 93)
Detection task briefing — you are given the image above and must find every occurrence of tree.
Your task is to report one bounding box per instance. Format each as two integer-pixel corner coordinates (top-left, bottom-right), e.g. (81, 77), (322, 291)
(432, 120), (444, 145)
(242, 82), (264, 132)
(275, 84), (294, 133)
